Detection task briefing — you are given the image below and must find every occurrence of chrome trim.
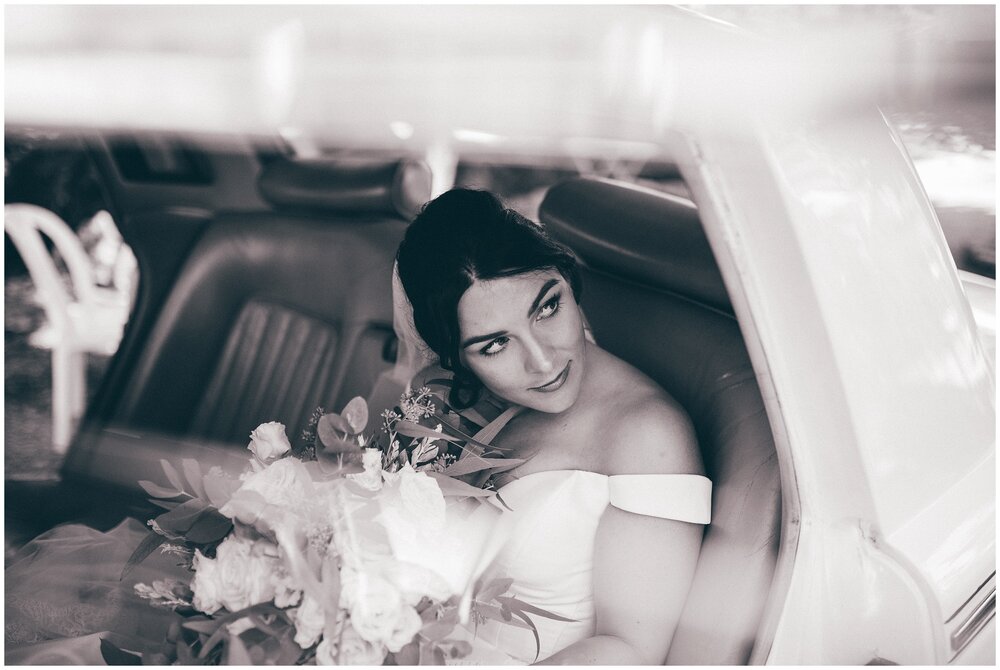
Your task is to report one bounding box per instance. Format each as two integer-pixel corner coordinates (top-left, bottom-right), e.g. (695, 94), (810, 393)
(946, 572), (995, 624)
(950, 587), (996, 654)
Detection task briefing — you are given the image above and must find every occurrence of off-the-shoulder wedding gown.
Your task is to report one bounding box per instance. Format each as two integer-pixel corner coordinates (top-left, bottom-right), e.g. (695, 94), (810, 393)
(450, 469), (712, 664)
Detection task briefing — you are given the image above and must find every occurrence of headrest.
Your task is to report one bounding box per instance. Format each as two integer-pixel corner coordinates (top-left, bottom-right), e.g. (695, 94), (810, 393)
(258, 158), (432, 221)
(539, 177), (731, 313)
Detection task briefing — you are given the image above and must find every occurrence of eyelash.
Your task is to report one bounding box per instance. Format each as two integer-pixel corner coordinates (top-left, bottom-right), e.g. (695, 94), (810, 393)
(478, 293), (562, 357)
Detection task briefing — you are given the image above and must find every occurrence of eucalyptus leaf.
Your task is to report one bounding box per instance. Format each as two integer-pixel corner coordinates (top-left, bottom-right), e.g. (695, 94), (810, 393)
(184, 510), (233, 544)
(413, 442), (439, 465)
(495, 491), (514, 512)
(508, 609), (543, 663)
(247, 612), (283, 637)
(341, 396), (369, 434)
(155, 498), (208, 534)
(429, 413), (510, 453)
(424, 377), (455, 389)
(473, 603), (531, 630)
(176, 637), (199, 665)
(121, 532), (166, 581)
(197, 624), (228, 660)
(138, 480), (183, 499)
(475, 577), (514, 603)
(418, 619), (457, 641)
(160, 459), (186, 492)
(181, 618), (222, 635)
(181, 459), (207, 499)
(449, 640), (474, 659)
(277, 628), (304, 665)
(418, 642), (446, 666)
(456, 406), (490, 428)
(321, 435), (360, 455)
(395, 420), (460, 443)
(318, 413), (351, 444)
(100, 637), (142, 665)
(441, 456), (524, 478)
(495, 596), (577, 622)
(393, 641), (420, 666)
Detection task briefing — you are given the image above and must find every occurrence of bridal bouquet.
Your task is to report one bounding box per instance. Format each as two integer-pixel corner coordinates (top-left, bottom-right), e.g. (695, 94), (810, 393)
(105, 387), (563, 665)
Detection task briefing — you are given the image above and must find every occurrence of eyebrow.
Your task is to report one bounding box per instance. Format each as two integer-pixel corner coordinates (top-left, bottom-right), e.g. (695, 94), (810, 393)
(460, 278), (561, 349)
(526, 278), (560, 318)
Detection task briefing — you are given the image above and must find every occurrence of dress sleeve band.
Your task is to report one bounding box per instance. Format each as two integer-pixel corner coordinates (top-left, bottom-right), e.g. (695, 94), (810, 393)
(608, 474), (712, 524)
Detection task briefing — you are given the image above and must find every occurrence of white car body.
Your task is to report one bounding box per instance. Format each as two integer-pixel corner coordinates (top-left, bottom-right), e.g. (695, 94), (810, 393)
(672, 72), (995, 666)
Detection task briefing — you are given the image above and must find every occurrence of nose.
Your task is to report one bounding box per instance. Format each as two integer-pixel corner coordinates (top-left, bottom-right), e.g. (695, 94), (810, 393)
(523, 334), (556, 376)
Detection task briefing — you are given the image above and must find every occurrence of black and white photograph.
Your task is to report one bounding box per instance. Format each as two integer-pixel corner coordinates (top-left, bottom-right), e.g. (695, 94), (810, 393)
(4, 4), (995, 665)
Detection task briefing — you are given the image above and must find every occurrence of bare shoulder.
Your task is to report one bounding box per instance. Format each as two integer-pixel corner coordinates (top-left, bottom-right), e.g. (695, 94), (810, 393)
(595, 360), (704, 477)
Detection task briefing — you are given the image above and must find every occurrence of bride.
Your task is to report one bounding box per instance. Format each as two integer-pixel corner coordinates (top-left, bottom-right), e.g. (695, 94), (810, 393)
(394, 188), (710, 664)
(5, 187), (710, 666)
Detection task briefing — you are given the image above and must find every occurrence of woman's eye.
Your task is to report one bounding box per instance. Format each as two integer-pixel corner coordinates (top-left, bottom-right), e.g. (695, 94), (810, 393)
(537, 293), (562, 320)
(480, 336), (509, 357)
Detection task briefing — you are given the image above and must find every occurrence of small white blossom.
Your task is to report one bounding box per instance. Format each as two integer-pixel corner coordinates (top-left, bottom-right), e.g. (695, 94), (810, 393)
(290, 594), (325, 649)
(346, 448), (384, 491)
(133, 579), (190, 609)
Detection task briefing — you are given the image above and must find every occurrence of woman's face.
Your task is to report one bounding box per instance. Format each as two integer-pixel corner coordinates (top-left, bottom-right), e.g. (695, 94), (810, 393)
(457, 269), (586, 413)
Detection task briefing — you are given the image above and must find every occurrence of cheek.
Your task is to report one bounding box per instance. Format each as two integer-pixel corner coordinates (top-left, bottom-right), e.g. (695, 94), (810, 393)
(555, 305), (586, 351)
(463, 355), (523, 395)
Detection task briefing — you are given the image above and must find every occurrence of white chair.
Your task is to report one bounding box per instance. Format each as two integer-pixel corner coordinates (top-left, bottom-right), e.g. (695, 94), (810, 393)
(4, 204), (131, 453)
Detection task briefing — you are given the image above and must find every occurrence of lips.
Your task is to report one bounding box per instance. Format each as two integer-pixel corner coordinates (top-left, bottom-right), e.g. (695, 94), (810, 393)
(532, 361), (571, 393)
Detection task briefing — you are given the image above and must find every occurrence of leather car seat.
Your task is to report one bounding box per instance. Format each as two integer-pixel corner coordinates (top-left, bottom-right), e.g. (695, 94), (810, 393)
(539, 177), (782, 665)
(61, 157), (431, 492)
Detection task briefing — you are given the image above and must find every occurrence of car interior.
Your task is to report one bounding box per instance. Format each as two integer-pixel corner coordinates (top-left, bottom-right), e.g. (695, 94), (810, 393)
(5, 128), (781, 664)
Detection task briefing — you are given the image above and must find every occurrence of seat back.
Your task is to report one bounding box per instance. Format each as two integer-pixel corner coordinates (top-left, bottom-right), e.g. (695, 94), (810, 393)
(64, 158), (430, 485)
(539, 178), (781, 665)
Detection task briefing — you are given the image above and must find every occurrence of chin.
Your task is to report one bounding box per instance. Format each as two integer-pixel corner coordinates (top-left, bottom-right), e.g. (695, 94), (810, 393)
(523, 376), (583, 414)
(530, 394), (578, 414)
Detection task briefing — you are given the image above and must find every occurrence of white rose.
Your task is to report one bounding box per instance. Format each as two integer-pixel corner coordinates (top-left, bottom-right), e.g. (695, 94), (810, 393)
(272, 565), (302, 609)
(291, 594), (325, 649)
(345, 448), (384, 492)
(338, 624), (387, 665)
(382, 464), (446, 531)
(235, 458), (311, 510)
(213, 536), (278, 612)
(190, 549), (222, 614)
(385, 606), (422, 654)
(342, 572), (405, 645)
(248, 421), (292, 462)
(315, 638), (337, 665)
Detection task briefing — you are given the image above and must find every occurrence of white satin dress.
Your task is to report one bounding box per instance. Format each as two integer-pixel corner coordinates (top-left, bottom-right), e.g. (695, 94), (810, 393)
(450, 469), (712, 665)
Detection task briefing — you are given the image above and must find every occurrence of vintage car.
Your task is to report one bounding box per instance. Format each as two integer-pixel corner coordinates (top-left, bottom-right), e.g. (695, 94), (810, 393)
(5, 5), (994, 665)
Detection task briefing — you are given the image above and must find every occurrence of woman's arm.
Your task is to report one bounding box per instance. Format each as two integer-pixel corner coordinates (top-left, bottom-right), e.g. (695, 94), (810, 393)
(538, 403), (706, 665)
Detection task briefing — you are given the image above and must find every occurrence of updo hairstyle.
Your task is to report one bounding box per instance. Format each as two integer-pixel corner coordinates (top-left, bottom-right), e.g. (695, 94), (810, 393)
(395, 188), (582, 409)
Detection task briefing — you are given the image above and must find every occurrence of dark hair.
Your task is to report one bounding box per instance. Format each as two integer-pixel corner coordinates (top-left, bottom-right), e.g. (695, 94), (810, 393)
(396, 188), (582, 409)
